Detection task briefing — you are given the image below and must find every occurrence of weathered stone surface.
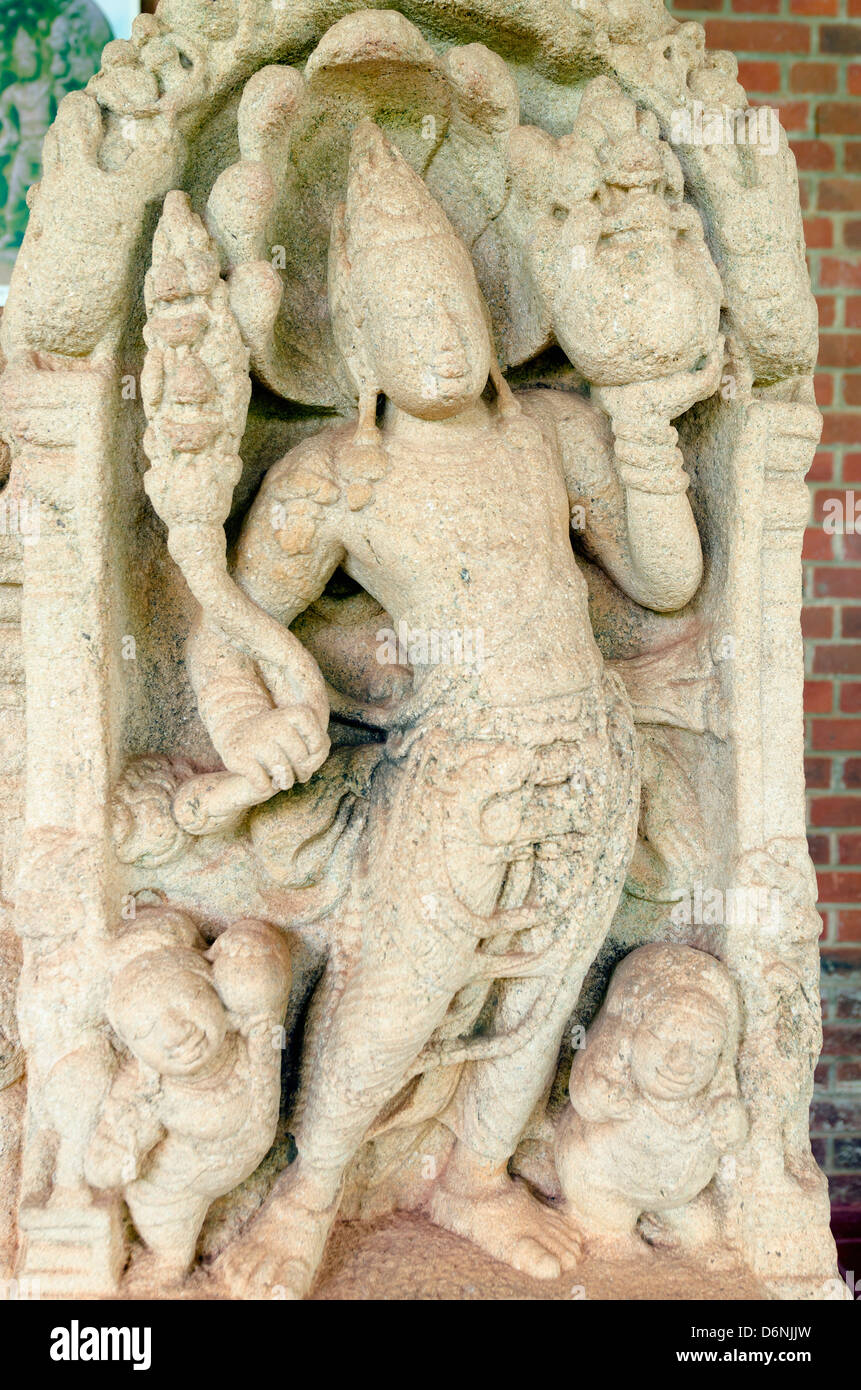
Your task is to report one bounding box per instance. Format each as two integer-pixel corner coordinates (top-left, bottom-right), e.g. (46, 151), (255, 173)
(0, 0), (843, 1301)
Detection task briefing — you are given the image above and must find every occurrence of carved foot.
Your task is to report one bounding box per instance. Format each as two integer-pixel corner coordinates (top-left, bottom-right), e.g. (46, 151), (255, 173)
(429, 1175), (582, 1280)
(558, 1200), (656, 1263)
(579, 1229), (656, 1263)
(214, 1189), (338, 1301)
(638, 1212), (739, 1270)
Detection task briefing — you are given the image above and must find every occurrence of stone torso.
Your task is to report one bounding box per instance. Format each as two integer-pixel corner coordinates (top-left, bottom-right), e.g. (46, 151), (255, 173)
(337, 407), (603, 706)
(144, 1038), (276, 1199)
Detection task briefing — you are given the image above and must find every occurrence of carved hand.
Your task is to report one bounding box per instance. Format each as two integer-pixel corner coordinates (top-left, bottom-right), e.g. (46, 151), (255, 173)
(593, 341), (725, 430)
(217, 705), (330, 796)
(85, 1123), (141, 1191)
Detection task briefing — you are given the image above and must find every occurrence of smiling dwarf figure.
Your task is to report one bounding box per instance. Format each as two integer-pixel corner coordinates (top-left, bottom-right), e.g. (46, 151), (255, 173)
(85, 921), (291, 1280)
(556, 943), (748, 1256)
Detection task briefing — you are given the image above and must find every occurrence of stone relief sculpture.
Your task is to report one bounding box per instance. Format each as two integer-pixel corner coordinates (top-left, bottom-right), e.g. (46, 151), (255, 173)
(556, 944), (748, 1257)
(0, 0), (844, 1301)
(85, 914), (291, 1283)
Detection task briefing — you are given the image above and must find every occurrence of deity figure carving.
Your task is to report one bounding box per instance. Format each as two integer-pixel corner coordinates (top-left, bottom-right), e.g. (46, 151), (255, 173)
(130, 107), (726, 1295)
(0, 0), (843, 1302)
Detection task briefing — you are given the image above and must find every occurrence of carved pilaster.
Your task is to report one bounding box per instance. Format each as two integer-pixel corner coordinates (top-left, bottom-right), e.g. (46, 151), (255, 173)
(0, 363), (129, 1293)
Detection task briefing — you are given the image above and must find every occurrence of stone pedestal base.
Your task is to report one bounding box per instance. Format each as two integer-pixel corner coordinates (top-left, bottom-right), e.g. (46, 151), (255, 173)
(115, 1212), (787, 1301)
(310, 1214), (767, 1302)
(18, 1198), (125, 1298)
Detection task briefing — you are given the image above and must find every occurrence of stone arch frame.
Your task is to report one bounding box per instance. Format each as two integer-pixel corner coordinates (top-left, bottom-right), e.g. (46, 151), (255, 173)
(0, 0), (840, 1298)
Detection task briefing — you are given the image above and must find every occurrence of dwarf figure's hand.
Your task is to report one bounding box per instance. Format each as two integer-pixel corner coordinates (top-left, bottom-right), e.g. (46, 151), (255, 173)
(208, 920), (292, 1026)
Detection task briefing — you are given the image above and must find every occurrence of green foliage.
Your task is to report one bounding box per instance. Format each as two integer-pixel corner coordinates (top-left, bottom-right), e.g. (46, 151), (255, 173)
(0, 1), (113, 254)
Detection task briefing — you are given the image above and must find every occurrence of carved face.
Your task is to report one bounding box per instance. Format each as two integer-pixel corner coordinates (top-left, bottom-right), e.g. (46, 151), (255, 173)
(113, 967), (227, 1078)
(363, 248), (493, 420)
(339, 120), (493, 420)
(630, 991), (726, 1101)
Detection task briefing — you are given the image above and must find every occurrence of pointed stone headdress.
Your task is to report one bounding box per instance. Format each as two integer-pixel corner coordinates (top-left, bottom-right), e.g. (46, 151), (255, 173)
(342, 117), (456, 252)
(329, 119), (516, 506)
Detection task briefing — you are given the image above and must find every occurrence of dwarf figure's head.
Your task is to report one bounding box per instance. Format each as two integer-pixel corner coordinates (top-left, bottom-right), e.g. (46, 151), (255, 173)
(629, 987), (729, 1103)
(600, 944), (741, 1106)
(107, 915), (291, 1079)
(108, 948), (228, 1079)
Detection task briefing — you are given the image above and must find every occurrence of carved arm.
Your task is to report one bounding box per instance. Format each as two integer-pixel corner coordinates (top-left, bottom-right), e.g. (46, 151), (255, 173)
(527, 351), (722, 613)
(187, 444), (346, 793)
(84, 1063), (165, 1191)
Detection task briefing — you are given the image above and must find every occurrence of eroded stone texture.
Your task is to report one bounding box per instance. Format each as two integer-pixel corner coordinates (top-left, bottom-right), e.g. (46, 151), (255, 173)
(0, 0), (843, 1301)
(556, 944), (748, 1255)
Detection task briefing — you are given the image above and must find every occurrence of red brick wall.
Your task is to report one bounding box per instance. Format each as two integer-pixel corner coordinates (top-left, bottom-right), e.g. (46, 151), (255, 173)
(667, 0), (861, 1213)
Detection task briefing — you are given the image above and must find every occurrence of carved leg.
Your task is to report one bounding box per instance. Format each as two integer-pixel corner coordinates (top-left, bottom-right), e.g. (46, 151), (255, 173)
(639, 1191), (737, 1267)
(216, 919), (476, 1299)
(428, 951), (591, 1281)
(125, 1184), (210, 1284)
(430, 792), (638, 1280)
(560, 1189), (649, 1260)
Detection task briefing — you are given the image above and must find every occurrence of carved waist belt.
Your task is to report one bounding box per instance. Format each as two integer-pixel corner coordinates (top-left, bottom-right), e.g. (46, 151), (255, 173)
(386, 669), (627, 759)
